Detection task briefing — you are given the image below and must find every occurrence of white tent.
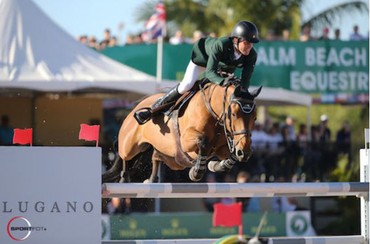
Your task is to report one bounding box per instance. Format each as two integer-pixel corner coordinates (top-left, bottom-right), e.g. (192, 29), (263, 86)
(0, 0), (158, 95)
(0, 0), (312, 107)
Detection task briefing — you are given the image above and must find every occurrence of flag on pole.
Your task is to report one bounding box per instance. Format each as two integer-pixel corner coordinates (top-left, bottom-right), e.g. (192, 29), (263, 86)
(213, 202), (242, 227)
(13, 128), (33, 146)
(142, 1), (166, 42)
(79, 124), (100, 146)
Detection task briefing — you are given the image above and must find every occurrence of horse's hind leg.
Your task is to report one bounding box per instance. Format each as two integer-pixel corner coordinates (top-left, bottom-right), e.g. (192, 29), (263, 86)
(144, 150), (161, 183)
(119, 160), (130, 183)
(189, 138), (208, 181)
(144, 159), (160, 183)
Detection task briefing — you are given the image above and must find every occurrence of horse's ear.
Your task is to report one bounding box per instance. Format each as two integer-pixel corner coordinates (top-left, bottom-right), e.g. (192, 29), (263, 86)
(250, 86), (262, 98)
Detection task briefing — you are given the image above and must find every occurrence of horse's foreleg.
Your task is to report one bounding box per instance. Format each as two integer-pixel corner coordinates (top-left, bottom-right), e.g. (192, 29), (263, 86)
(144, 159), (160, 183)
(208, 155), (237, 173)
(189, 137), (208, 181)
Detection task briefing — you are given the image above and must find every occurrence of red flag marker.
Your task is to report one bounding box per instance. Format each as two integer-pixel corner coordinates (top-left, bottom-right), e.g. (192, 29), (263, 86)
(79, 124), (100, 147)
(13, 128), (33, 146)
(213, 202), (242, 228)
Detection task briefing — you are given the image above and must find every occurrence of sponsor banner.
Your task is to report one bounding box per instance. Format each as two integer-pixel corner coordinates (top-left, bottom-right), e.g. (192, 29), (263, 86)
(0, 147), (101, 244)
(286, 211), (316, 237)
(109, 212), (285, 239)
(102, 41), (368, 104)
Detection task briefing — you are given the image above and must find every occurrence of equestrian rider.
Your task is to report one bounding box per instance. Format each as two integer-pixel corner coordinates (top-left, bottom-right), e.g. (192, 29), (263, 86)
(135, 20), (259, 125)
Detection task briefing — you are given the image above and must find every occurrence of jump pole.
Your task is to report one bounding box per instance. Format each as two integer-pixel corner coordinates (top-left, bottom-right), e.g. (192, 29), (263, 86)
(102, 182), (368, 199)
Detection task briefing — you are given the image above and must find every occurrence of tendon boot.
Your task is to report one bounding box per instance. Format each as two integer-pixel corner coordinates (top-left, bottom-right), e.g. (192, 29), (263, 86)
(134, 85), (181, 125)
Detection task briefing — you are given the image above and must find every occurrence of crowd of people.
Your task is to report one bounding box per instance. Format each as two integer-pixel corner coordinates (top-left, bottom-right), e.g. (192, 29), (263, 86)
(78, 24), (368, 49)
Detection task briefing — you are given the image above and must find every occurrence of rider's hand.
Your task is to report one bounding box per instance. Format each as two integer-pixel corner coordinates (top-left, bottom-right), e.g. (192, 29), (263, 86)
(224, 74), (236, 84)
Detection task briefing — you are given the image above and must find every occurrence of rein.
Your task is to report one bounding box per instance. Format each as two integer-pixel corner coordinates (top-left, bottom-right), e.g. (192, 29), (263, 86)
(200, 83), (255, 154)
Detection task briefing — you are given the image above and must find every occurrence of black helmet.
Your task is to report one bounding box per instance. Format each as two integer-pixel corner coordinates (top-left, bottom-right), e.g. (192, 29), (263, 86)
(231, 21), (259, 43)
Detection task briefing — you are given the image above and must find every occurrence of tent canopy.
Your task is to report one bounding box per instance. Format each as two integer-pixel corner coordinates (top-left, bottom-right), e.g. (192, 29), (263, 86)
(0, 0), (158, 95)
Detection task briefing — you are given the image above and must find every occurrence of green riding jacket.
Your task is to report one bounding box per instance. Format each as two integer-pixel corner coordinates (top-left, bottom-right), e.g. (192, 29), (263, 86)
(191, 36), (257, 89)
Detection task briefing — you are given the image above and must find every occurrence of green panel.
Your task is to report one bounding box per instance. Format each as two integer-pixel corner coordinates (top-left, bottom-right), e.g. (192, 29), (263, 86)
(101, 40), (368, 103)
(109, 212), (285, 240)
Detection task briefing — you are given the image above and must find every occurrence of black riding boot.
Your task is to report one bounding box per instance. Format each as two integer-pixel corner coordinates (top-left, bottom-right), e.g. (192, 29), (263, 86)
(135, 85), (181, 124)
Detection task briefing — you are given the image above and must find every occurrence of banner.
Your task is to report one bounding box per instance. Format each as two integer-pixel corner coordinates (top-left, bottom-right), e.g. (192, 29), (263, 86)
(0, 147), (101, 244)
(101, 40), (368, 104)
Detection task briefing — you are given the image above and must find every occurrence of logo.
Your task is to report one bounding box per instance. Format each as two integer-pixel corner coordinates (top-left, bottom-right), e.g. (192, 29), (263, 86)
(290, 214), (308, 235)
(7, 216), (46, 241)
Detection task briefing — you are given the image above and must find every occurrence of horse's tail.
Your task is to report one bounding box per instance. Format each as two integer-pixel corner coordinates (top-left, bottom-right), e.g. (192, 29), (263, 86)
(102, 139), (124, 183)
(102, 156), (123, 183)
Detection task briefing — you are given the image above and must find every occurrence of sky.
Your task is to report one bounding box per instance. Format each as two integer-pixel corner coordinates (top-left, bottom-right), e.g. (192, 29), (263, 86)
(32, 0), (369, 43)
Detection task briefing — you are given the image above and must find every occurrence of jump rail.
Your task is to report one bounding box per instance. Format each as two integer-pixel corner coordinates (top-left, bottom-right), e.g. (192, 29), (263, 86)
(102, 182), (369, 199)
(102, 235), (366, 244)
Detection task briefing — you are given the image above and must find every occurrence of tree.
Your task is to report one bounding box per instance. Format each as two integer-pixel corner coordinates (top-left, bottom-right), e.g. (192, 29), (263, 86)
(135, 0), (368, 40)
(301, 1), (368, 34)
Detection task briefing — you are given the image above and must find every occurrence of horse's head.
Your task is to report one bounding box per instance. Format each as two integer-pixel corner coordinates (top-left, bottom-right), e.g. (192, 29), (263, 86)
(225, 85), (262, 162)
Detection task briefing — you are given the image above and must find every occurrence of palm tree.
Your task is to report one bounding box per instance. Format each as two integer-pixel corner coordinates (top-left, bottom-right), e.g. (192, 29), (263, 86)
(135, 0), (368, 40)
(302, 0), (368, 31)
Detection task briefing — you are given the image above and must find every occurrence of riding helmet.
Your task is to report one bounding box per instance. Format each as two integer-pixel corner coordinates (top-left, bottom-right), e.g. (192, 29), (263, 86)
(231, 20), (259, 43)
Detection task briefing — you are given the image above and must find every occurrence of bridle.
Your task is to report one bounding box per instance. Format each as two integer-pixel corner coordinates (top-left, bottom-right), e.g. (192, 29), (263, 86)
(200, 83), (255, 154)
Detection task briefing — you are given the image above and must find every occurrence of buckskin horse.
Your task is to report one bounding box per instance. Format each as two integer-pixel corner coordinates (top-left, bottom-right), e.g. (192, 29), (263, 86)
(102, 80), (262, 183)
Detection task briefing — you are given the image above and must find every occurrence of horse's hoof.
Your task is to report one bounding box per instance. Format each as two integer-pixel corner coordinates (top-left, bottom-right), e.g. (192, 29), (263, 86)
(189, 167), (202, 182)
(143, 179), (151, 184)
(207, 161), (218, 172)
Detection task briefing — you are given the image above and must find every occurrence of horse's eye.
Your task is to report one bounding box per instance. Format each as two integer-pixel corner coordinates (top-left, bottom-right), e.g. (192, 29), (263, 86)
(232, 113), (236, 117)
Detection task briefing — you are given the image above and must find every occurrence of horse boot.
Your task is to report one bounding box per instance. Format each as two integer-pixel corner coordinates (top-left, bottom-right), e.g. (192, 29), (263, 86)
(134, 85), (181, 125)
(208, 156), (237, 173)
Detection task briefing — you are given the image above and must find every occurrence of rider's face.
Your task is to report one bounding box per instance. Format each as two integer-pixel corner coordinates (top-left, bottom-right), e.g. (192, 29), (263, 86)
(237, 39), (253, 56)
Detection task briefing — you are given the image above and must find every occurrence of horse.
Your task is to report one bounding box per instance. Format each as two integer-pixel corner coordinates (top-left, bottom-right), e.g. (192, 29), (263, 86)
(102, 80), (262, 183)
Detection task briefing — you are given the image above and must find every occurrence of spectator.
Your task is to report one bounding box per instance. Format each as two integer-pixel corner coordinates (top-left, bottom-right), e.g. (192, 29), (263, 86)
(299, 25), (314, 41)
(336, 121), (352, 166)
(125, 34), (135, 45)
(302, 125), (322, 181)
(318, 114), (335, 181)
(108, 36), (118, 47)
(191, 30), (203, 43)
(264, 123), (284, 182)
(105, 197), (130, 214)
(281, 29), (290, 41)
(0, 115), (13, 145)
(296, 124), (309, 179)
(249, 121), (268, 176)
(349, 25), (365, 40)
(318, 27), (330, 40)
(78, 35), (88, 45)
(284, 116), (296, 141)
(88, 36), (99, 50)
(169, 30), (185, 45)
(318, 114), (331, 143)
(100, 28), (112, 48)
(334, 28), (341, 40)
(266, 29), (277, 41)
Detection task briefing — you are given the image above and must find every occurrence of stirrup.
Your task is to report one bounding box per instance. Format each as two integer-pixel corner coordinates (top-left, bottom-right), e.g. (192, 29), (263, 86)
(134, 107), (152, 125)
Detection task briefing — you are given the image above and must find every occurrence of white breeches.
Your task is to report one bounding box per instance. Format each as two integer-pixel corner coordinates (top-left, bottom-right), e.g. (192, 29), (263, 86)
(177, 61), (205, 94)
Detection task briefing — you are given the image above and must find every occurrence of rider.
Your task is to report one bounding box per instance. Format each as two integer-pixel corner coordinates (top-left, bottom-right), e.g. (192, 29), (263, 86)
(135, 20), (259, 125)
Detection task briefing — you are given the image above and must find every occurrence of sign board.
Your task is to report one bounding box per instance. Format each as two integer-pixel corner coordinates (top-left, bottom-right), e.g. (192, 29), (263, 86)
(102, 41), (369, 104)
(0, 147), (101, 244)
(109, 212), (286, 239)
